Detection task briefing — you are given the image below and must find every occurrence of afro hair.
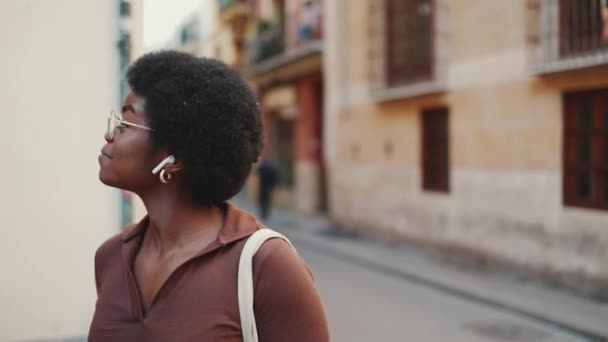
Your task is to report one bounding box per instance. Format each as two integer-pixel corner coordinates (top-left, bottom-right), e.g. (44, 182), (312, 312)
(127, 50), (263, 206)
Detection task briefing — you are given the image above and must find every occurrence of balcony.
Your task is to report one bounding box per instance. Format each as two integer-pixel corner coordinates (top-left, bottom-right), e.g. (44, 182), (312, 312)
(219, 0), (245, 11)
(219, 0), (250, 23)
(244, 1), (323, 80)
(245, 32), (322, 79)
(534, 0), (608, 74)
(250, 27), (284, 63)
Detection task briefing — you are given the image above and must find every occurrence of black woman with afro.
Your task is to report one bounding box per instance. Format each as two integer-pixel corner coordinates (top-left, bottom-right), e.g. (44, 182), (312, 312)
(90, 51), (329, 342)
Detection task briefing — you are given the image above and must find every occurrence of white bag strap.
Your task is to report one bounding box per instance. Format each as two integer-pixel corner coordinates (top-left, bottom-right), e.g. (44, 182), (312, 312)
(238, 229), (296, 342)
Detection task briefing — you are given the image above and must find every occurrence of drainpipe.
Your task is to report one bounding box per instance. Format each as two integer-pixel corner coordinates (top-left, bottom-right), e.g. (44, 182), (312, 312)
(118, 0), (132, 226)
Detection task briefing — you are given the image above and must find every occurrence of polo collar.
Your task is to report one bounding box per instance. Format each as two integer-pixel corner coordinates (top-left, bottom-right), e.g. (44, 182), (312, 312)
(121, 202), (261, 247)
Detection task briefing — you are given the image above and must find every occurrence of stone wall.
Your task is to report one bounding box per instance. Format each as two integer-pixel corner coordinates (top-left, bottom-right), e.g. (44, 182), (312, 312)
(323, 0), (608, 295)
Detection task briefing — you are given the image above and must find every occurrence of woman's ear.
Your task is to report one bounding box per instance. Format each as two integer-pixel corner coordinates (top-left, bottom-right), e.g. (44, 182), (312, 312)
(152, 155), (176, 174)
(163, 155), (185, 174)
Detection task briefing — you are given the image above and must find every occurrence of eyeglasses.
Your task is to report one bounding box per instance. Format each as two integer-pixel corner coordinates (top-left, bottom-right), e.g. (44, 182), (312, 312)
(107, 110), (153, 142)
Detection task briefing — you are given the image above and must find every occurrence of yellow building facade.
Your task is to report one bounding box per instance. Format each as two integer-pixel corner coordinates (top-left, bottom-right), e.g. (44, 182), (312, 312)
(324, 0), (608, 295)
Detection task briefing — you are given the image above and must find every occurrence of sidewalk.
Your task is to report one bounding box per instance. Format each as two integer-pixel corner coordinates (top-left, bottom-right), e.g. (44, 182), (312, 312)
(235, 199), (608, 340)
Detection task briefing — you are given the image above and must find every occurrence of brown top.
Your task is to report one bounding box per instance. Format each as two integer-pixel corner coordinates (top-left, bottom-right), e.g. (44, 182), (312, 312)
(89, 203), (329, 342)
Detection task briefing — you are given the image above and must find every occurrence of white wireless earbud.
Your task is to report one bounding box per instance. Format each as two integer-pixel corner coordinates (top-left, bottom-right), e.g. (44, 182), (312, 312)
(152, 155), (175, 175)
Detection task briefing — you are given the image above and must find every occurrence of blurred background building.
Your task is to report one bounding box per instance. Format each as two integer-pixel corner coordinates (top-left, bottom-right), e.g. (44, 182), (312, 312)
(154, 0), (326, 214)
(245, 0), (325, 214)
(323, 0), (608, 297)
(188, 0), (608, 297)
(0, 0), (142, 340)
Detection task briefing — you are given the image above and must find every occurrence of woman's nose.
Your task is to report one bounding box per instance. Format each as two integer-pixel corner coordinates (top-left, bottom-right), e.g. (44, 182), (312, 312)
(104, 130), (111, 143)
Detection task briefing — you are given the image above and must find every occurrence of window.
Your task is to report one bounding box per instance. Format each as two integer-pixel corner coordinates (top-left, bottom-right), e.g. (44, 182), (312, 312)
(180, 20), (199, 45)
(564, 89), (608, 210)
(118, 33), (131, 62)
(181, 29), (189, 45)
(272, 119), (294, 187)
(422, 107), (449, 192)
(386, 0), (434, 86)
(120, 0), (131, 17)
(559, 0), (608, 57)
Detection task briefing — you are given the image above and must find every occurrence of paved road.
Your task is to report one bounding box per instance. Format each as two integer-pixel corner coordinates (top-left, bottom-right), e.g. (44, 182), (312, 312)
(295, 241), (587, 342)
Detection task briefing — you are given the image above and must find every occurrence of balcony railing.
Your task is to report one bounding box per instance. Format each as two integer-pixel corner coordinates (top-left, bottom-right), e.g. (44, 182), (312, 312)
(244, 0), (324, 75)
(247, 28), (285, 65)
(219, 0), (247, 12)
(535, 0), (608, 73)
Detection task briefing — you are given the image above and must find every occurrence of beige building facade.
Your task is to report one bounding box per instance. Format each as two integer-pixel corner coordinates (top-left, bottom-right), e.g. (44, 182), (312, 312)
(324, 0), (608, 295)
(0, 1), (142, 340)
(177, 0), (327, 214)
(202, 0), (251, 66)
(243, 0), (326, 214)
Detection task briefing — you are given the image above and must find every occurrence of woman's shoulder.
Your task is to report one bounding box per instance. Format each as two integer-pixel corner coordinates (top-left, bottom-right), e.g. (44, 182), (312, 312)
(93, 230), (126, 290)
(94, 232), (123, 266)
(252, 233), (313, 282)
(253, 236), (296, 259)
(94, 220), (141, 268)
(249, 233), (330, 341)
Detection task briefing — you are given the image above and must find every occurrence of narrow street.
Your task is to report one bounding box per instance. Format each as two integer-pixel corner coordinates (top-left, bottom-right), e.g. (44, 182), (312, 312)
(298, 242), (586, 342)
(237, 198), (606, 342)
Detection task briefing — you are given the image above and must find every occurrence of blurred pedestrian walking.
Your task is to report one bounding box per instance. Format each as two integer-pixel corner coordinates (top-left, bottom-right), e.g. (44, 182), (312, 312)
(257, 159), (278, 220)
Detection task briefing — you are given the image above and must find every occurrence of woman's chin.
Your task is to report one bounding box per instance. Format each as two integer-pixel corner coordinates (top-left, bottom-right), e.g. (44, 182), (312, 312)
(98, 169), (116, 187)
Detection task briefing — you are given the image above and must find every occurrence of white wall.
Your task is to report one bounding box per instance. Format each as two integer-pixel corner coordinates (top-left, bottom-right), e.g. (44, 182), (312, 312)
(130, 0), (144, 58)
(200, 0), (219, 57)
(0, 1), (122, 340)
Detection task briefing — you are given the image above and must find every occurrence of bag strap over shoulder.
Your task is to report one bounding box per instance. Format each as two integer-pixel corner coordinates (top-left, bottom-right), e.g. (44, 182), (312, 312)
(238, 228), (295, 342)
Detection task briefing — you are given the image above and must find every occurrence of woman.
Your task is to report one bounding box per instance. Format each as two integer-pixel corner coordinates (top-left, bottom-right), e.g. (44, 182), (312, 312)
(90, 51), (329, 341)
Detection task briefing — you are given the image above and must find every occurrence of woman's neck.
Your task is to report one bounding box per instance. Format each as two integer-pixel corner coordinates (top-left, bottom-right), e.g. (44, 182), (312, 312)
(140, 193), (224, 255)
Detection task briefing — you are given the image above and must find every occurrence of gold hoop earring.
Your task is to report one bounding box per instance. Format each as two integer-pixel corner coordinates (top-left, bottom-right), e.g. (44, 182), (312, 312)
(159, 169), (172, 184)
